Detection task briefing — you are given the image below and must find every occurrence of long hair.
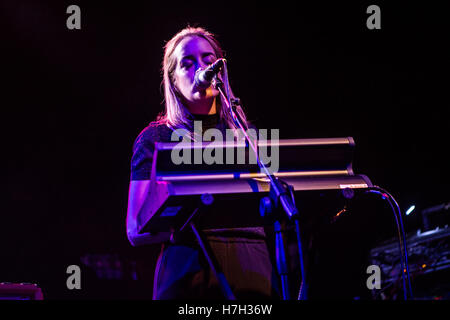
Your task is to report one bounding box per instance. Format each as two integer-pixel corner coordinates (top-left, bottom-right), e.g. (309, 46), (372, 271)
(158, 26), (250, 140)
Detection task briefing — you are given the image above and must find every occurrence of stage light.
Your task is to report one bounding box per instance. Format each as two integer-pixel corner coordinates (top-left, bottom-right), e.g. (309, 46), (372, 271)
(406, 205), (416, 216)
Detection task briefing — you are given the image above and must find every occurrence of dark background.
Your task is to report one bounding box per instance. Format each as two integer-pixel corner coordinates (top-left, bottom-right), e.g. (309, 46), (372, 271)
(1, 1), (448, 299)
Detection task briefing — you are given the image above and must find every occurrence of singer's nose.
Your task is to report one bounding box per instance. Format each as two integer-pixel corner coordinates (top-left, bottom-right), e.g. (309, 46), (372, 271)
(194, 64), (204, 78)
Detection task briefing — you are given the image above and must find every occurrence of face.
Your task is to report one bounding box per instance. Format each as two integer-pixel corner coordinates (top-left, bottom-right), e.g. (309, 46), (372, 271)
(172, 36), (220, 110)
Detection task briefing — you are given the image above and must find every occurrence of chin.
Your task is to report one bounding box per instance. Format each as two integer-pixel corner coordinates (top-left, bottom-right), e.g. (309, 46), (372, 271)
(193, 91), (213, 100)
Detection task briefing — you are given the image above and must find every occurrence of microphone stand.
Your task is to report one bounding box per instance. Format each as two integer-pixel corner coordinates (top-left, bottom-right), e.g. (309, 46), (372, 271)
(213, 72), (307, 300)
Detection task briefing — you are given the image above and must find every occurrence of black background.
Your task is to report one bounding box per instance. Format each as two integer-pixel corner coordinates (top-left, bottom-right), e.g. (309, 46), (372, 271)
(1, 1), (448, 299)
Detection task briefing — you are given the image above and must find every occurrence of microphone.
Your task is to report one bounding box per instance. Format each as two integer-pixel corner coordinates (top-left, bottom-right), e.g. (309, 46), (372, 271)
(194, 58), (226, 89)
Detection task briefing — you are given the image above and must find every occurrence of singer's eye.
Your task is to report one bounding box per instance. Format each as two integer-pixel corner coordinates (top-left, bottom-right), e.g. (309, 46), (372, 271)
(181, 61), (193, 69)
(203, 56), (216, 65)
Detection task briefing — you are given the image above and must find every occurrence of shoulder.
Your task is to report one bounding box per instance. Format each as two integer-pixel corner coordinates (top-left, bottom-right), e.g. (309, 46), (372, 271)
(133, 120), (173, 148)
(247, 122), (258, 131)
(244, 120), (259, 135)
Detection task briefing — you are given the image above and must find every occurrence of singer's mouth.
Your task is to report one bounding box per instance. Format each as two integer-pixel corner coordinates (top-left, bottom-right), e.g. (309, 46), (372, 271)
(194, 85), (209, 93)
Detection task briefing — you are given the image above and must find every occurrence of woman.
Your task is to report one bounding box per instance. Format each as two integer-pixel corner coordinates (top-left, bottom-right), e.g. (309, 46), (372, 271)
(126, 26), (278, 299)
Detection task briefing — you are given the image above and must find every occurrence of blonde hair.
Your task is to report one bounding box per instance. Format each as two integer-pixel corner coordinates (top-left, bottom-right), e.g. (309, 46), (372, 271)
(158, 26), (250, 140)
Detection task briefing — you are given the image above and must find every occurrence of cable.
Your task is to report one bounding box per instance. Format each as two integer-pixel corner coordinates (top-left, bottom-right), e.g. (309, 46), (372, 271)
(368, 187), (409, 300)
(295, 219), (308, 300)
(365, 186), (413, 300)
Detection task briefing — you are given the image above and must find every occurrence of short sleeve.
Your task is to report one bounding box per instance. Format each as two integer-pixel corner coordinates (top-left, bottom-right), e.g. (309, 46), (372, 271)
(130, 132), (155, 181)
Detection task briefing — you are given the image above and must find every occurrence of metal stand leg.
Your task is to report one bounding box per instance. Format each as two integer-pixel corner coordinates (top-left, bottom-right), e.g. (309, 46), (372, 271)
(274, 220), (291, 300)
(190, 221), (236, 300)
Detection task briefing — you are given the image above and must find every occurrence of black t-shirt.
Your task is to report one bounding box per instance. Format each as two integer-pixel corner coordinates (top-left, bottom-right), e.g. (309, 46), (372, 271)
(131, 113), (226, 181)
(130, 113), (266, 234)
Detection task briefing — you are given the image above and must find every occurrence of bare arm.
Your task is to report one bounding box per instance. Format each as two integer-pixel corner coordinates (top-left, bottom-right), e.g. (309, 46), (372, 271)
(126, 179), (153, 246)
